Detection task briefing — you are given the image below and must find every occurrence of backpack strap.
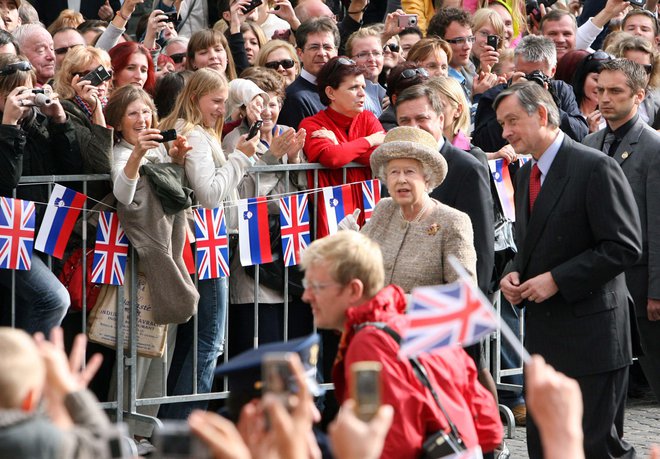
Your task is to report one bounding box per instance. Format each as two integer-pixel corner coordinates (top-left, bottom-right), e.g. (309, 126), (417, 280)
(352, 322), (465, 446)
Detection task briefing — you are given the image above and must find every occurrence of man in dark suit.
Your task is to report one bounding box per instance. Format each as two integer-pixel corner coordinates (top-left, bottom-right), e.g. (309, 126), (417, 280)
(583, 59), (660, 402)
(496, 81), (642, 459)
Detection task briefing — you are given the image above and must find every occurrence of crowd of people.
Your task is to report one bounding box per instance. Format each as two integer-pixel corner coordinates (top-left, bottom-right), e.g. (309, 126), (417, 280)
(0, 0), (660, 457)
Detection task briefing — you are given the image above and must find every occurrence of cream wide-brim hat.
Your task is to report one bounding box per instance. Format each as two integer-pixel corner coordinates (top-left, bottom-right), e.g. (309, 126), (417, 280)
(370, 126), (448, 190)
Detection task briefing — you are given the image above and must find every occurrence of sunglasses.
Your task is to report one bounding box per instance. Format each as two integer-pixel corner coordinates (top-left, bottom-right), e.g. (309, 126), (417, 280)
(169, 52), (186, 64)
(383, 43), (400, 53)
(400, 67), (429, 79)
(336, 57), (355, 65)
(642, 63), (654, 74)
(0, 61), (32, 76)
(54, 44), (83, 55)
(264, 58), (296, 70)
(586, 50), (613, 63)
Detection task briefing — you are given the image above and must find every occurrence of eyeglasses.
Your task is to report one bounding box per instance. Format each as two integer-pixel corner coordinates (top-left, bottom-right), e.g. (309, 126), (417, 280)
(54, 44), (83, 55)
(383, 43), (400, 53)
(264, 58), (296, 70)
(169, 52), (186, 64)
(304, 43), (336, 53)
(445, 36), (476, 45)
(354, 50), (383, 59)
(586, 50), (613, 63)
(400, 67), (429, 79)
(0, 61), (32, 76)
(302, 278), (340, 293)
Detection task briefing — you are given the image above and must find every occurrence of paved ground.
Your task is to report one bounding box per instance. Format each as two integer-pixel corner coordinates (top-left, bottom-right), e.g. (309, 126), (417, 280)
(504, 391), (660, 458)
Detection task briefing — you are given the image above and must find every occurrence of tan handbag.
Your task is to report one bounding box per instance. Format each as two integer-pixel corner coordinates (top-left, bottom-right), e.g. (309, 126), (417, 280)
(87, 265), (167, 358)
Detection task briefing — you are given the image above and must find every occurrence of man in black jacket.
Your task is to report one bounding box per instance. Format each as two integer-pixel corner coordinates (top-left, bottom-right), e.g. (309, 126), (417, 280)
(473, 35), (588, 153)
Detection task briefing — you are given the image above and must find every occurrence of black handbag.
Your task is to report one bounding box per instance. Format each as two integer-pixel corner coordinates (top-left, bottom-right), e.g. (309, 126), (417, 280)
(354, 323), (468, 458)
(244, 213), (305, 296)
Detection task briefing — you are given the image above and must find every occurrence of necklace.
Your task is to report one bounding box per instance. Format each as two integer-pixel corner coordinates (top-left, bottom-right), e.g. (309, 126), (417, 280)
(400, 198), (431, 224)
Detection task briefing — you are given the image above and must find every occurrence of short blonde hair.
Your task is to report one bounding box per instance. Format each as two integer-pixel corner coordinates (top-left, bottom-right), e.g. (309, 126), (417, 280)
(427, 76), (471, 137)
(0, 328), (45, 409)
(301, 231), (384, 298)
(472, 9), (505, 50)
(54, 46), (111, 101)
(345, 26), (382, 58)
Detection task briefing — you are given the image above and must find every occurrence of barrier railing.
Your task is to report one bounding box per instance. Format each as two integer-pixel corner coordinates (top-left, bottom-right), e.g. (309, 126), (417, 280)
(8, 163), (524, 437)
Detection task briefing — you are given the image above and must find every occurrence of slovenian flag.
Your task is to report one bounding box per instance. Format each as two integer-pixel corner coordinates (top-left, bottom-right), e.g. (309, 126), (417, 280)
(488, 159), (516, 221)
(34, 184), (86, 259)
(322, 184), (355, 235)
(238, 197), (273, 267)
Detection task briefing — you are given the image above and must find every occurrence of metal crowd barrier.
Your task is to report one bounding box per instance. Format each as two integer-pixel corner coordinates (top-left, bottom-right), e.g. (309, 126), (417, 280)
(8, 164), (524, 437)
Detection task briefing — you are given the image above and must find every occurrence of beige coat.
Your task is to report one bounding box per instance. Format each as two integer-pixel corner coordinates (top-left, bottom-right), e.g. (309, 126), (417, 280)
(362, 198), (477, 293)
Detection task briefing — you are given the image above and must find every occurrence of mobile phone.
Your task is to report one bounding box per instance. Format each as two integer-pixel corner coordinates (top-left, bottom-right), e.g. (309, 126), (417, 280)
(153, 421), (212, 459)
(262, 352), (296, 408)
(242, 0), (263, 14)
(350, 361), (381, 422)
(81, 65), (111, 87)
(159, 129), (177, 143)
(161, 10), (180, 27)
(398, 14), (418, 28)
(246, 120), (263, 140)
(486, 35), (500, 50)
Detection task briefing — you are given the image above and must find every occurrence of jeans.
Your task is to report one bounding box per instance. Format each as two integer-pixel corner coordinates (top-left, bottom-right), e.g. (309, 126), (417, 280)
(0, 254), (69, 335)
(159, 276), (227, 420)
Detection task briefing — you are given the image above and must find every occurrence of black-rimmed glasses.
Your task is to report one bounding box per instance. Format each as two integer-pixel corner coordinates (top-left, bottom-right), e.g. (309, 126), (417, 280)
(445, 36), (476, 45)
(0, 61), (32, 76)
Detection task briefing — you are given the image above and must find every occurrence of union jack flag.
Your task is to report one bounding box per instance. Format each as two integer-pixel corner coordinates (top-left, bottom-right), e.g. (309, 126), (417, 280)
(91, 211), (129, 285)
(400, 277), (498, 358)
(0, 197), (35, 271)
(361, 179), (380, 223)
(279, 193), (310, 267)
(194, 206), (229, 280)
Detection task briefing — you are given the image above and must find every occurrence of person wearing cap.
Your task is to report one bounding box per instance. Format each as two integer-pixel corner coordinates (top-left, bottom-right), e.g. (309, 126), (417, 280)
(300, 228), (503, 459)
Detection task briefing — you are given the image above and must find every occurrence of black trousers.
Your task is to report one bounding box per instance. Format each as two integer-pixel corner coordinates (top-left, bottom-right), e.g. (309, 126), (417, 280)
(527, 366), (636, 459)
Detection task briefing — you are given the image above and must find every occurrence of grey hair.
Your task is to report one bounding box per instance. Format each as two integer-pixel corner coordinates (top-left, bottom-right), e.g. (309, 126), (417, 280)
(12, 24), (50, 48)
(493, 81), (560, 128)
(395, 83), (445, 116)
(514, 35), (557, 70)
(165, 36), (190, 49)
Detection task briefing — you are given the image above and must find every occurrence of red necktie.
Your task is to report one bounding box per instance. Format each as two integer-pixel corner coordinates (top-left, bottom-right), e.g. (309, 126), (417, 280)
(529, 164), (542, 212)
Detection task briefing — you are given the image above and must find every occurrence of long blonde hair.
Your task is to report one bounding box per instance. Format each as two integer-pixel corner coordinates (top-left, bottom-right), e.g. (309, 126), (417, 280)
(53, 46), (111, 101)
(427, 76), (470, 138)
(160, 68), (228, 163)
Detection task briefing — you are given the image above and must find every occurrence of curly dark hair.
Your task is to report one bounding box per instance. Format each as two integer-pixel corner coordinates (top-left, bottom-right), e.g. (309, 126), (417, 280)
(427, 8), (472, 39)
(316, 56), (366, 106)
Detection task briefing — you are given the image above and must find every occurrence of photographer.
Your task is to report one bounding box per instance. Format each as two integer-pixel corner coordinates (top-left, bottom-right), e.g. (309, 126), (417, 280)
(473, 34), (588, 153)
(0, 53), (83, 335)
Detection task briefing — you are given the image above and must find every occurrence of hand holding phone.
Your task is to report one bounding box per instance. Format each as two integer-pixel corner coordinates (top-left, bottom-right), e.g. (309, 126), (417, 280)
(486, 35), (500, 50)
(159, 129), (177, 143)
(246, 120), (263, 140)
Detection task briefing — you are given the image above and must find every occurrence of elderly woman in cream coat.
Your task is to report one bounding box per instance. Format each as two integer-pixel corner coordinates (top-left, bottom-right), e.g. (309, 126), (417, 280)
(348, 126), (477, 291)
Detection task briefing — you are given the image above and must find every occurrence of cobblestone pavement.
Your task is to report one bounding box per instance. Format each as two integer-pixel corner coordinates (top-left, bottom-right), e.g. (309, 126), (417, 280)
(503, 392), (660, 458)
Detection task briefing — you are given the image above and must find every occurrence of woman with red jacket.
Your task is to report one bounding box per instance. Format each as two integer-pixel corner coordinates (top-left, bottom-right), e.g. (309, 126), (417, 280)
(300, 57), (385, 238)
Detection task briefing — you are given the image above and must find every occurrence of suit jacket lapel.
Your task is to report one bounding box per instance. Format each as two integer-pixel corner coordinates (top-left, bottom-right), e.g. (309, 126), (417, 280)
(613, 120), (644, 165)
(519, 137), (572, 274)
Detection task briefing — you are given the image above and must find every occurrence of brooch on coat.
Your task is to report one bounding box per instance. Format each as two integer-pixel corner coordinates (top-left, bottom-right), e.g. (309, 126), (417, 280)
(427, 223), (440, 235)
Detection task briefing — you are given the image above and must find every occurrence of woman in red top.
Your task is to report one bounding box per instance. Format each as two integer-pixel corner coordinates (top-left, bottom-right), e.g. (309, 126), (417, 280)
(300, 57), (385, 238)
